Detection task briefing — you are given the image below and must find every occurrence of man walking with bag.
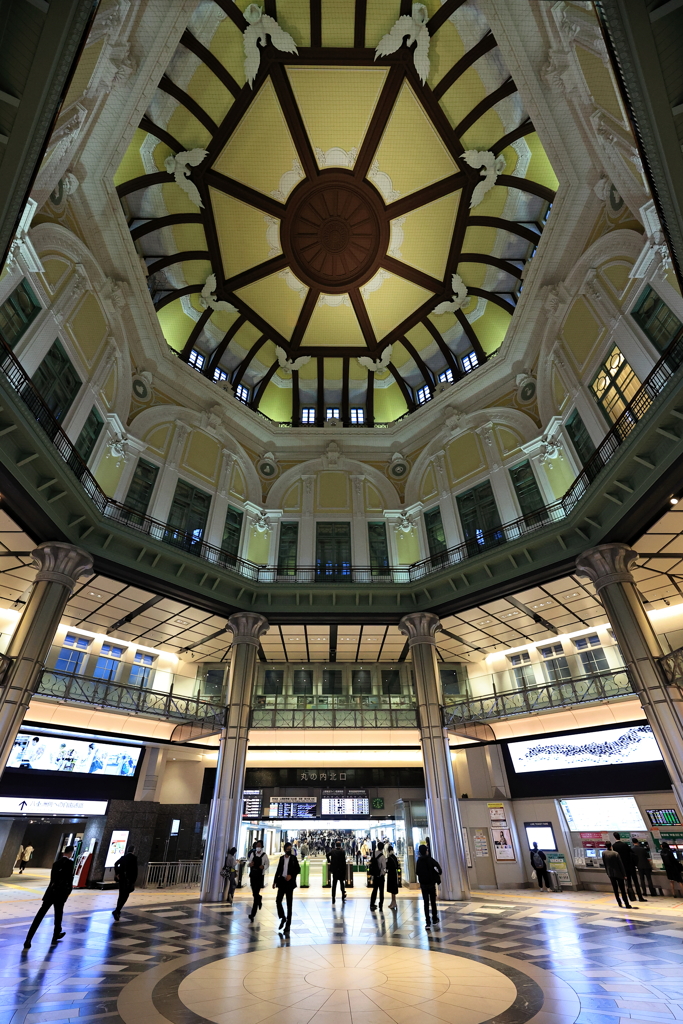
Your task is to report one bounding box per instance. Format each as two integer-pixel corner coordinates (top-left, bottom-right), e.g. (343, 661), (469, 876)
(23, 844), (75, 949)
(273, 841), (299, 934)
(415, 843), (442, 928)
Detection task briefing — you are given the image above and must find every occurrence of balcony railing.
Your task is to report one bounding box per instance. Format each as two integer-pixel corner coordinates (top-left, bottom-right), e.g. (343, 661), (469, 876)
(658, 646), (683, 687)
(143, 860), (202, 888)
(444, 668), (635, 726)
(2, 313), (683, 585)
(36, 669), (226, 729)
(250, 693), (418, 729)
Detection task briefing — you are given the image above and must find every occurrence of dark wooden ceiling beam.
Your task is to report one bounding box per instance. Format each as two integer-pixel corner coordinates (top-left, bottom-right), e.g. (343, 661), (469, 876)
(232, 334), (269, 388)
(432, 31), (497, 101)
(452, 77), (517, 139)
(421, 317), (462, 378)
(385, 171), (466, 218)
(342, 355), (350, 426)
(205, 314), (247, 376)
(454, 308), (487, 366)
(427, 0), (468, 35)
(467, 286), (516, 316)
(251, 361), (278, 408)
(130, 212), (203, 242)
(290, 287), (319, 349)
(380, 255), (443, 294)
(496, 173), (556, 204)
(154, 284), (203, 311)
(316, 356), (325, 427)
(398, 335), (436, 387)
(444, 178), (474, 283)
(349, 287), (377, 348)
(402, 61), (465, 161)
(468, 215), (540, 245)
(355, 64), (405, 181)
(180, 308), (212, 362)
(292, 369), (300, 426)
(180, 30), (241, 100)
(388, 362), (416, 411)
(354, 0), (367, 48)
(366, 369), (375, 427)
(270, 63), (319, 180)
(310, 0), (322, 47)
(139, 115), (183, 153)
(159, 74), (218, 136)
(204, 168), (284, 218)
(491, 117), (535, 156)
(116, 170), (172, 199)
(459, 252), (523, 279)
(224, 253), (290, 293)
(145, 250), (209, 276)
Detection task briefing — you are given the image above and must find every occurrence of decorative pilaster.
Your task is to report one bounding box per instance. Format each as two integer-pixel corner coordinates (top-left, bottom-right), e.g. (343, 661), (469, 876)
(576, 544), (683, 810)
(0, 543), (94, 772)
(201, 612), (269, 902)
(399, 612), (468, 901)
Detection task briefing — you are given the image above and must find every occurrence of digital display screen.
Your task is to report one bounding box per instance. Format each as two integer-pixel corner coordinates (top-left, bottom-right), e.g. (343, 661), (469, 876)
(105, 830), (129, 868)
(646, 808), (681, 826)
(524, 824), (557, 851)
(269, 799), (317, 819)
(560, 797), (647, 833)
(508, 725), (662, 774)
(243, 790), (263, 819)
(9, 732), (142, 777)
(321, 790), (369, 816)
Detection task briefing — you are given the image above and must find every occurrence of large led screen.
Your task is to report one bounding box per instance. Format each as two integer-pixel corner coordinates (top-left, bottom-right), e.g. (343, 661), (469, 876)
(8, 733), (142, 777)
(560, 796), (648, 833)
(508, 725), (662, 774)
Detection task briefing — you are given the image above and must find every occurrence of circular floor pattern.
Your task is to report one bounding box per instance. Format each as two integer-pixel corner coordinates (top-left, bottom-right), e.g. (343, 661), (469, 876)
(179, 943), (519, 1024)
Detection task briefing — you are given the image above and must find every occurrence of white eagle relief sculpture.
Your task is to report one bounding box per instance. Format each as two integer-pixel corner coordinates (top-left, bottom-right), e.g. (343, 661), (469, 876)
(375, 4), (430, 84)
(433, 274), (468, 315)
(200, 274), (237, 313)
(463, 150), (506, 208)
(243, 4), (298, 87)
(357, 345), (393, 372)
(164, 149), (207, 207)
(275, 346), (311, 374)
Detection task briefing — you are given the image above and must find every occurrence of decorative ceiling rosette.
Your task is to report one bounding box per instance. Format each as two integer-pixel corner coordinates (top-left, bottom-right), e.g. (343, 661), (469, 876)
(115, 0), (557, 426)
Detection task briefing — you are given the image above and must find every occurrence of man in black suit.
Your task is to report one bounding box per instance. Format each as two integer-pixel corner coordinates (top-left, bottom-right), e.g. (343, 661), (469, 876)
(613, 832), (647, 903)
(23, 844), (75, 949)
(273, 841), (300, 934)
(112, 845), (139, 921)
(327, 841), (347, 904)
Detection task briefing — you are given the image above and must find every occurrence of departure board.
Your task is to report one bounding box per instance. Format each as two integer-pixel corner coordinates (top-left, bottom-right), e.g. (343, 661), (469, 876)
(242, 790), (262, 819)
(269, 798), (317, 819)
(321, 789), (369, 816)
(646, 808), (681, 826)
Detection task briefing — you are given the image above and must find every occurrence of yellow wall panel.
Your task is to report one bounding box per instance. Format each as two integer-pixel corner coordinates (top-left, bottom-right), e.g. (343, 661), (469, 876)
(283, 480), (303, 511)
(540, 453), (576, 499)
(562, 296), (604, 369)
(576, 46), (624, 122)
(445, 432), (484, 483)
(288, 66), (387, 160)
(230, 463), (247, 499)
(182, 430), (221, 484)
(321, 0), (355, 47)
(94, 449), (125, 497)
(259, 379), (292, 423)
(364, 482), (384, 512)
(420, 464), (437, 501)
(495, 426), (522, 455)
(41, 257), (71, 292)
(552, 368), (568, 413)
(68, 293), (107, 365)
(373, 380), (407, 422)
(100, 366), (116, 410)
(600, 260), (632, 297)
(395, 527), (420, 566)
(247, 528), (270, 565)
(317, 471), (350, 510)
(144, 424), (172, 457)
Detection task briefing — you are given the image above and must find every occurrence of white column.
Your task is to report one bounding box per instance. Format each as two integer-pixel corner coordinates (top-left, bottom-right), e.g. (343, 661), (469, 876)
(299, 475), (316, 565)
(350, 474), (369, 566)
(576, 544), (683, 811)
(201, 612), (269, 903)
(399, 611), (469, 901)
(205, 450), (236, 550)
(147, 420), (191, 523)
(0, 543), (93, 772)
(111, 437), (151, 503)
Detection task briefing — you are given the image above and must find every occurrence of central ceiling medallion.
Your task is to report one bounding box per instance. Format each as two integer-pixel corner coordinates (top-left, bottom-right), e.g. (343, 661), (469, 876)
(282, 171), (389, 293)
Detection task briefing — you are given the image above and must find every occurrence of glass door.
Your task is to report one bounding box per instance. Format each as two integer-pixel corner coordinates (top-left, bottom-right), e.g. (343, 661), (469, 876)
(165, 479), (211, 553)
(456, 481), (504, 555)
(315, 522), (351, 580)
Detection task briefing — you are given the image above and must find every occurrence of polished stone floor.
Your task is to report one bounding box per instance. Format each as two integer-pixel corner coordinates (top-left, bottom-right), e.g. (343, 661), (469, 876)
(3, 886), (683, 1024)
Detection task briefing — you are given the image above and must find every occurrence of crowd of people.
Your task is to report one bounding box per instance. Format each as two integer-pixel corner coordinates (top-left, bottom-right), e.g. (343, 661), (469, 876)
(282, 830), (394, 865)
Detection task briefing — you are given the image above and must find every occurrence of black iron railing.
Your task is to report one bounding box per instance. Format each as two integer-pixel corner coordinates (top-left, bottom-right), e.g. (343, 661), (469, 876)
(444, 669), (635, 726)
(658, 646), (683, 687)
(250, 693), (417, 729)
(3, 318), (683, 584)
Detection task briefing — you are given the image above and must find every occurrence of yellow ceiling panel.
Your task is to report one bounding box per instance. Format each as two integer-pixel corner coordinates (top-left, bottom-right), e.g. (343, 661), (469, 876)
(298, 356), (317, 380)
(185, 62), (233, 127)
(391, 341), (412, 368)
(458, 260), (488, 290)
(349, 357), (368, 380)
(210, 188), (280, 279)
(321, 0), (355, 47)
(365, 0), (401, 47)
(524, 132), (559, 191)
(405, 322), (437, 353)
(439, 66), (487, 133)
(236, 271), (309, 341)
(209, 16), (248, 89)
(160, 182), (201, 216)
(427, 14), (465, 93)
(302, 298), (367, 348)
(277, 0), (311, 47)
(325, 357), (343, 380)
(427, 309), (456, 334)
(461, 107), (506, 153)
(391, 191), (460, 280)
(462, 224), (497, 255)
(475, 302), (512, 355)
(157, 299), (196, 353)
(172, 223), (207, 254)
(287, 66), (388, 166)
(259, 379), (292, 424)
(166, 104), (211, 152)
(213, 78), (298, 201)
(180, 259), (212, 286)
(374, 380), (408, 422)
(209, 308), (241, 334)
(232, 319), (265, 355)
(374, 81), (457, 198)
(364, 272), (434, 339)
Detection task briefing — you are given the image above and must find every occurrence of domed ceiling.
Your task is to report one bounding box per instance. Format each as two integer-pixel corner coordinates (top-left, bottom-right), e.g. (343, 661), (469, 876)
(115, 0), (558, 426)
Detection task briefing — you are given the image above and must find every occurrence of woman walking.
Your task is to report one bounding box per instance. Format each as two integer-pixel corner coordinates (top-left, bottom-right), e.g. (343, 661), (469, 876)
(602, 841), (634, 909)
(660, 842), (683, 897)
(386, 844), (399, 910)
(221, 847), (238, 904)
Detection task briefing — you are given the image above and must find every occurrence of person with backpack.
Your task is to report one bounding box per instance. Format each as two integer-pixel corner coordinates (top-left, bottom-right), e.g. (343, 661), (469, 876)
(247, 840), (269, 922)
(368, 840), (386, 911)
(530, 843), (553, 891)
(415, 844), (442, 928)
(328, 841), (347, 904)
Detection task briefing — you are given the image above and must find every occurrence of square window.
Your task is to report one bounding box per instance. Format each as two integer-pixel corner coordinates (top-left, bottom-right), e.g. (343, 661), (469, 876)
(350, 407), (364, 424)
(235, 383), (249, 404)
(326, 407), (340, 420)
(188, 350), (205, 371)
(439, 368), (454, 384)
(574, 635), (600, 650)
(462, 352), (479, 374)
(416, 385), (431, 405)
(213, 367), (228, 382)
(301, 407), (316, 424)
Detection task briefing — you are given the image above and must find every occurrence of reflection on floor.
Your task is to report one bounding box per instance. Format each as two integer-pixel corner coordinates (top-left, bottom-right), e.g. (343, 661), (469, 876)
(2, 887), (683, 1023)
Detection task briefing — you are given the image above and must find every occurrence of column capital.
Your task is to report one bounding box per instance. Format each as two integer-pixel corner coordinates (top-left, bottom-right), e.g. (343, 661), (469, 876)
(31, 542), (94, 593)
(399, 611), (441, 646)
(575, 543), (639, 592)
(227, 611), (269, 646)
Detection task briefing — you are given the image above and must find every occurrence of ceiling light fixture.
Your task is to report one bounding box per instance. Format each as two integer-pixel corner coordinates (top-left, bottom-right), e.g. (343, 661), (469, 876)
(670, 497), (679, 505)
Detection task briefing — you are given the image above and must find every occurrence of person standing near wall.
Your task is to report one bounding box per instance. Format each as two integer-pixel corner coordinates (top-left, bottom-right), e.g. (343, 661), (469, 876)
(631, 838), (656, 897)
(328, 841), (347, 905)
(369, 840), (386, 911)
(613, 833), (647, 903)
(602, 841), (634, 909)
(23, 845), (75, 949)
(386, 844), (399, 911)
(530, 843), (553, 892)
(415, 843), (442, 928)
(112, 846), (138, 921)
(660, 842), (683, 897)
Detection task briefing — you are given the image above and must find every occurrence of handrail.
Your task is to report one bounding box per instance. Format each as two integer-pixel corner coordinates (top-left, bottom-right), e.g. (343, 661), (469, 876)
(35, 668), (226, 725)
(250, 693), (418, 728)
(2, 314), (683, 585)
(658, 645), (683, 687)
(443, 668), (635, 725)
(252, 693), (416, 709)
